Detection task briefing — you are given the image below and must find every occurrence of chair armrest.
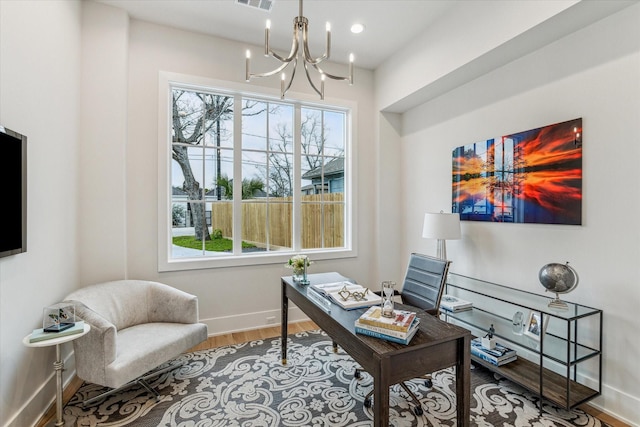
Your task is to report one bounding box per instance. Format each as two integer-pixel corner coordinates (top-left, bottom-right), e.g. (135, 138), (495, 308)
(147, 282), (200, 324)
(66, 301), (117, 386)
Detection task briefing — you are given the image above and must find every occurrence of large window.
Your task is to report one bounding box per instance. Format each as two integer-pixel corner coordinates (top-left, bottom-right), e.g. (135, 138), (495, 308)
(159, 75), (354, 271)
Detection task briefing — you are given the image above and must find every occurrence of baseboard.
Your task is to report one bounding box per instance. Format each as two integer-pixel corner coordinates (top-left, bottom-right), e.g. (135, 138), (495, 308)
(201, 306), (309, 336)
(4, 351), (77, 427)
(585, 384), (640, 426)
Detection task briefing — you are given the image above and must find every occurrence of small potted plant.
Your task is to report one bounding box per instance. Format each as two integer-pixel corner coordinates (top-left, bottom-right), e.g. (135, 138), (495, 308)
(285, 254), (312, 284)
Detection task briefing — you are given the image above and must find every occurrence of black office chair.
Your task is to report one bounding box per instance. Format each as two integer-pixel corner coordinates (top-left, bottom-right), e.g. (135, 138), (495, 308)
(356, 253), (451, 416)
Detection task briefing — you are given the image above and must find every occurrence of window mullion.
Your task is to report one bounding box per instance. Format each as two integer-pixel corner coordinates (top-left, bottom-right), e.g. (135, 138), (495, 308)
(293, 103), (302, 251)
(232, 94), (242, 255)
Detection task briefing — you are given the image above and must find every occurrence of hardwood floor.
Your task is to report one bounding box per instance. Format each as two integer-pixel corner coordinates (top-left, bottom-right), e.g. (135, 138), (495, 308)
(37, 320), (629, 427)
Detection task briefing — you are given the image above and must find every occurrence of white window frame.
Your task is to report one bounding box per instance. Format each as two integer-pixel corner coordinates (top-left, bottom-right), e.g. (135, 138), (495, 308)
(157, 71), (358, 272)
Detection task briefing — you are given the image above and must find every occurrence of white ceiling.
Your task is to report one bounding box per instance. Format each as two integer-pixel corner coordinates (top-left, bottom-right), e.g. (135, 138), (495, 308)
(95, 0), (457, 70)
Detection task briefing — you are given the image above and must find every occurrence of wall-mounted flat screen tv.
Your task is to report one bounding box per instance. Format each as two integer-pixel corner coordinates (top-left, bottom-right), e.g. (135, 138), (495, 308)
(0, 125), (27, 258)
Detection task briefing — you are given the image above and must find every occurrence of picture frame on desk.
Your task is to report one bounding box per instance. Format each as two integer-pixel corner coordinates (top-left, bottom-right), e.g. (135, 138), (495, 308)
(524, 310), (548, 340)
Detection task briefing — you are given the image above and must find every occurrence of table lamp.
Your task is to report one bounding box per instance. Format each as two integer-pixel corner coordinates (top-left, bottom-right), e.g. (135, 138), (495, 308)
(422, 212), (461, 260)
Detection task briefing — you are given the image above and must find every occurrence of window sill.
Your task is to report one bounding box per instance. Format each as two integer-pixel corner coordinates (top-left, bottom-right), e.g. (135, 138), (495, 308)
(158, 248), (357, 272)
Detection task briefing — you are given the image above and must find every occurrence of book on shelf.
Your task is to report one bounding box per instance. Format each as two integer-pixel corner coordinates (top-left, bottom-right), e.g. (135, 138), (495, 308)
(29, 321), (85, 343)
(328, 287), (382, 310)
(355, 318), (420, 345)
(357, 306), (416, 332)
(440, 295), (473, 312)
(470, 337), (517, 366)
(473, 352), (518, 367)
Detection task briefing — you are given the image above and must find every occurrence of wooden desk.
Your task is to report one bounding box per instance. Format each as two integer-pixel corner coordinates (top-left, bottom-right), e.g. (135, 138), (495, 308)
(281, 272), (471, 427)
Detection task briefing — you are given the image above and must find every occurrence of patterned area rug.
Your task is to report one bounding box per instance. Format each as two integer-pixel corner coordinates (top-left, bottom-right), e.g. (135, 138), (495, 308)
(64, 330), (604, 426)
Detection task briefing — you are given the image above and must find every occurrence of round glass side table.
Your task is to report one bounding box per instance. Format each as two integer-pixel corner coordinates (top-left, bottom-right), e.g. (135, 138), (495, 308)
(23, 323), (91, 426)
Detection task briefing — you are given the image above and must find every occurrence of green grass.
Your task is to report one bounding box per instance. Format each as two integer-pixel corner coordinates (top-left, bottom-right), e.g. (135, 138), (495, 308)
(173, 235), (256, 252)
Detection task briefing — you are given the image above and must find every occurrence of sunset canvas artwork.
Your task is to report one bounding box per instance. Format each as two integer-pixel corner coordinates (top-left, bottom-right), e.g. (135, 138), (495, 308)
(452, 118), (582, 225)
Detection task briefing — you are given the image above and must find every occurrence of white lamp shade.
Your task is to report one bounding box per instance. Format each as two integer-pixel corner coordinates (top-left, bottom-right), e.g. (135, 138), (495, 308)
(422, 212), (461, 240)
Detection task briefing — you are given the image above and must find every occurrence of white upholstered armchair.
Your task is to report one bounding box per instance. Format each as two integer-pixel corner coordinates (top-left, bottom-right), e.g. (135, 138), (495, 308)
(64, 280), (208, 405)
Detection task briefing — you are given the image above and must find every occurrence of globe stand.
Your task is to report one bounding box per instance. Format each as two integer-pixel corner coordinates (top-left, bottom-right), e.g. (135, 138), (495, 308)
(539, 262), (579, 312)
(548, 293), (569, 310)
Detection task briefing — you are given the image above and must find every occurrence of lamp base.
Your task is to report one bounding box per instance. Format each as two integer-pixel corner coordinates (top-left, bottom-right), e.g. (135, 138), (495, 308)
(436, 239), (447, 260)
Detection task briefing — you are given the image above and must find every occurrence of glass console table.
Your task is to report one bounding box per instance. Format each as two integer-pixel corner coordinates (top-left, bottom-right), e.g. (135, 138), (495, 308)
(443, 273), (602, 410)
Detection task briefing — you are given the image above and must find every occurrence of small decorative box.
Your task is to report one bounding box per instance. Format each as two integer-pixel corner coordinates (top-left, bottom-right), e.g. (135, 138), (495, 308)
(43, 303), (76, 333)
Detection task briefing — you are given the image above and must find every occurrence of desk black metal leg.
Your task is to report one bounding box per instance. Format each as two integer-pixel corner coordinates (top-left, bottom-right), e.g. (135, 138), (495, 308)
(281, 280), (288, 365)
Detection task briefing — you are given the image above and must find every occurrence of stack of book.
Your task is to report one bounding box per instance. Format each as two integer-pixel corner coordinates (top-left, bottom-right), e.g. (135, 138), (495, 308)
(29, 321), (85, 343)
(470, 337), (517, 366)
(440, 295), (473, 313)
(355, 306), (419, 345)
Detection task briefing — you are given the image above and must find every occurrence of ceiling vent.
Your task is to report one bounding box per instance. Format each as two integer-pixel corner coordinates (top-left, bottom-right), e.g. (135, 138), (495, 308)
(236, 0), (273, 12)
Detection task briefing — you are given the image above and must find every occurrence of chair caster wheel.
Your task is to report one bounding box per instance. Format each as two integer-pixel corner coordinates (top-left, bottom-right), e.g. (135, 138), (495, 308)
(424, 379), (433, 388)
(354, 369), (361, 379)
(414, 406), (423, 416)
(364, 398), (372, 408)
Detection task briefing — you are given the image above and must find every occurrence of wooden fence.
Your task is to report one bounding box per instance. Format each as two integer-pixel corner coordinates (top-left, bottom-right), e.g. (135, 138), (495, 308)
(209, 194), (344, 249)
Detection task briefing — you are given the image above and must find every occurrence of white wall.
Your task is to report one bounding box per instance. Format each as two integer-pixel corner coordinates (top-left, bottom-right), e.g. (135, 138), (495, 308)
(395, 4), (640, 425)
(122, 21), (377, 331)
(0, 2), (82, 426)
(79, 2), (129, 286)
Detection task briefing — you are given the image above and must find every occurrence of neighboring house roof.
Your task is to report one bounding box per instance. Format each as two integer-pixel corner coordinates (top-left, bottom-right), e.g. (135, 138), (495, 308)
(172, 187), (187, 196)
(302, 157), (344, 180)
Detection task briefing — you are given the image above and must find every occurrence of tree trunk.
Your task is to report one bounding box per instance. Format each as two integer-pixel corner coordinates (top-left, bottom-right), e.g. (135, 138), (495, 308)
(173, 145), (211, 241)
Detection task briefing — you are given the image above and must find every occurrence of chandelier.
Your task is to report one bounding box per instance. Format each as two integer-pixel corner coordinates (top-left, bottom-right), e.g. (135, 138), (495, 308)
(245, 0), (354, 100)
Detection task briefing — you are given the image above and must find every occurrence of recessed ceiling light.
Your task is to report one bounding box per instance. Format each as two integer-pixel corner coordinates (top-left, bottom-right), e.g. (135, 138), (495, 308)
(350, 23), (365, 34)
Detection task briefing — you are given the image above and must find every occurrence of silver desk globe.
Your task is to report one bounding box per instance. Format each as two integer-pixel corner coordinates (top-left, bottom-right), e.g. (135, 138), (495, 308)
(538, 262), (579, 310)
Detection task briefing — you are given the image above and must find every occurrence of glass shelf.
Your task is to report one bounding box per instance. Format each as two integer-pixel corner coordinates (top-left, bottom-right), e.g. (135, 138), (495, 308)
(443, 273), (602, 410)
(447, 273), (600, 320)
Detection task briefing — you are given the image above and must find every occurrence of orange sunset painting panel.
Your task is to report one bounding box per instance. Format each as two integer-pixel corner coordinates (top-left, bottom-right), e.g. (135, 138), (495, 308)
(452, 118), (582, 225)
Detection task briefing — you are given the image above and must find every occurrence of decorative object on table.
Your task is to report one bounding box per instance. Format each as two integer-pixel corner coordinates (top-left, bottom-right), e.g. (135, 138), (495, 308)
(452, 118), (582, 225)
(524, 310), (549, 341)
(381, 280), (396, 317)
(328, 285), (381, 310)
(309, 281), (357, 297)
(43, 303), (76, 332)
(539, 261), (579, 310)
(285, 254), (312, 284)
(244, 0), (354, 100)
(422, 211), (461, 259)
(481, 324), (496, 350)
(471, 337), (517, 366)
(440, 294), (472, 313)
(30, 321), (85, 343)
(512, 311), (525, 335)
